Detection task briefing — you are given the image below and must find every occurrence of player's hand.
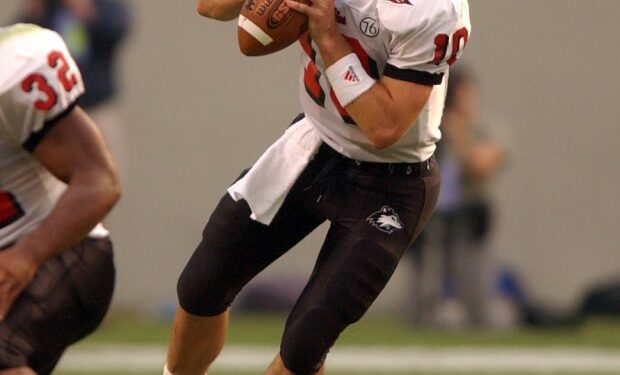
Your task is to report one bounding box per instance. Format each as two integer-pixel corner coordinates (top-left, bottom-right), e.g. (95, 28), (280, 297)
(286, 0), (339, 44)
(0, 247), (38, 321)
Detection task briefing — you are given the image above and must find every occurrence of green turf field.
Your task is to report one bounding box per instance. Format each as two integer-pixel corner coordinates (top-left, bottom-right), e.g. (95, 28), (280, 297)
(82, 312), (620, 347)
(55, 313), (620, 375)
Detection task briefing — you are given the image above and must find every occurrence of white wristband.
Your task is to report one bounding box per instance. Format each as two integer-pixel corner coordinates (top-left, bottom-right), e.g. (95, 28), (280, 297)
(325, 53), (376, 107)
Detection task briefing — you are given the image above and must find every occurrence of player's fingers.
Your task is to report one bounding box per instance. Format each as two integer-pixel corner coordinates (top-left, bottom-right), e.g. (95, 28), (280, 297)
(287, 0), (312, 7)
(286, 0), (306, 13)
(286, 0), (316, 15)
(295, 0), (313, 5)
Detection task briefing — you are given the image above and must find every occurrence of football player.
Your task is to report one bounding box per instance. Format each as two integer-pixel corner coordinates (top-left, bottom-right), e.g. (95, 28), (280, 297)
(166, 0), (470, 374)
(0, 24), (120, 375)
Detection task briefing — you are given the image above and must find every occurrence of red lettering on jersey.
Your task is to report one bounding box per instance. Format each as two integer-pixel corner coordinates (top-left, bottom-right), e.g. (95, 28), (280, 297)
(304, 61), (325, 106)
(431, 34), (449, 65)
(0, 191), (25, 229)
(21, 73), (58, 111)
(20, 50), (79, 111)
(431, 27), (469, 66)
(299, 31), (315, 59)
(447, 27), (469, 65)
(300, 32), (326, 106)
(48, 51), (78, 92)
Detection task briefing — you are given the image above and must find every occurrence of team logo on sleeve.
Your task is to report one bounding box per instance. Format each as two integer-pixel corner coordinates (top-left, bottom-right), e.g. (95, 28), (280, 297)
(366, 206), (404, 234)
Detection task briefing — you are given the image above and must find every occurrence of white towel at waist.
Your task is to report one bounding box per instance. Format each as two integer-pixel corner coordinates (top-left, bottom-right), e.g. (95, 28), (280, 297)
(227, 117), (322, 225)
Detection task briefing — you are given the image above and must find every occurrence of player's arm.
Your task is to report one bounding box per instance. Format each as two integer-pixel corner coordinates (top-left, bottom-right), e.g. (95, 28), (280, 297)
(26, 106), (121, 257)
(196, 0), (245, 21)
(317, 34), (431, 149)
(287, 0), (433, 149)
(0, 107), (121, 320)
(338, 59), (431, 149)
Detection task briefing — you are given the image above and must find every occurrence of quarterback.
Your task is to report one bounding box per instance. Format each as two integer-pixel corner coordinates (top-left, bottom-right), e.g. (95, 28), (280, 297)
(0, 24), (120, 374)
(166, 0), (470, 374)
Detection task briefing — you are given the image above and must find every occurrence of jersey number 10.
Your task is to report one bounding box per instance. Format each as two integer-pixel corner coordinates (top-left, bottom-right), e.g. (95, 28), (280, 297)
(431, 27), (469, 66)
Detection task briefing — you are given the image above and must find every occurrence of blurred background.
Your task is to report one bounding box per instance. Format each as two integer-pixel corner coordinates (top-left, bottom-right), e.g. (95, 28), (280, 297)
(2, 0), (620, 373)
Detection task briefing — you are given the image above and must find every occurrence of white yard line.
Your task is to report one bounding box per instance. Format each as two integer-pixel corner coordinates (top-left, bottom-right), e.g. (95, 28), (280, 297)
(57, 344), (620, 373)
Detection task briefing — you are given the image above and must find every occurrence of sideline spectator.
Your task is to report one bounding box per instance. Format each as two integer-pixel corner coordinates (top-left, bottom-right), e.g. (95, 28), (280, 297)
(411, 66), (511, 328)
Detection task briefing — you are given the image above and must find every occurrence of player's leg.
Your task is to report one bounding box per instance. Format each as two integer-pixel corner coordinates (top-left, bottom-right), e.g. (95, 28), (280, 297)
(167, 183), (325, 374)
(165, 308), (228, 375)
(0, 238), (114, 375)
(273, 158), (440, 374)
(274, 224), (402, 374)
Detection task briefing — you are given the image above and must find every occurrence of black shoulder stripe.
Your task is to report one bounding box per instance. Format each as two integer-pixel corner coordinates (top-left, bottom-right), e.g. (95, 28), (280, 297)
(383, 64), (444, 86)
(23, 99), (80, 152)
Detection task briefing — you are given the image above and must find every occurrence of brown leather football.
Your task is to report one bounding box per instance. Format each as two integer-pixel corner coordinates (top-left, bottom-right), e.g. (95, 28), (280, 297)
(237, 0), (307, 56)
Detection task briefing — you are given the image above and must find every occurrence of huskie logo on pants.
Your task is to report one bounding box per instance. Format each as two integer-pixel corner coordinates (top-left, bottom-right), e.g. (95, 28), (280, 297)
(366, 206), (404, 234)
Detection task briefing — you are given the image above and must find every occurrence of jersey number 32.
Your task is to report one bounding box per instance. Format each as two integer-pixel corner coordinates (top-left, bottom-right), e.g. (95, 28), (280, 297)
(21, 50), (78, 111)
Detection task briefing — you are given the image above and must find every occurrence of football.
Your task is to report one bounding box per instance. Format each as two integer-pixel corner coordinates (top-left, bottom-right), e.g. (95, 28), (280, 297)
(237, 0), (308, 56)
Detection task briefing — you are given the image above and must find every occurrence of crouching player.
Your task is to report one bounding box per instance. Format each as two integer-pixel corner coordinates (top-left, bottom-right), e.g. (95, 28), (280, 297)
(0, 24), (121, 374)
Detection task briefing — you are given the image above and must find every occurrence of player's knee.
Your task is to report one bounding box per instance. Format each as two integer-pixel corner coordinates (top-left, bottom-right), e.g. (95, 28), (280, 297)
(177, 270), (232, 317)
(176, 245), (233, 316)
(281, 299), (362, 375)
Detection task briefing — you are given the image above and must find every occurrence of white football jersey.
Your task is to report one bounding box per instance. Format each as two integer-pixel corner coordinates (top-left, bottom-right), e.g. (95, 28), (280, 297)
(298, 0), (470, 162)
(0, 24), (107, 248)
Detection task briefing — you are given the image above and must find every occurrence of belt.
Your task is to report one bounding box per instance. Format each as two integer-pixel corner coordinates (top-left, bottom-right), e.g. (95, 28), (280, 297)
(315, 143), (433, 176)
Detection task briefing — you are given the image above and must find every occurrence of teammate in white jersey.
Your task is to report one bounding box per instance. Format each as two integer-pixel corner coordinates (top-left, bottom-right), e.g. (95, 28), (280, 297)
(166, 0), (470, 374)
(0, 24), (120, 375)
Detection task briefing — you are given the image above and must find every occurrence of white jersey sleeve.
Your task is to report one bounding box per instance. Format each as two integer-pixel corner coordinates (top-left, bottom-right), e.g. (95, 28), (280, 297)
(0, 24), (84, 151)
(378, 0), (470, 85)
